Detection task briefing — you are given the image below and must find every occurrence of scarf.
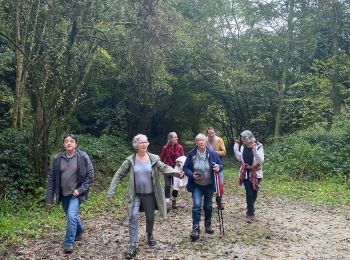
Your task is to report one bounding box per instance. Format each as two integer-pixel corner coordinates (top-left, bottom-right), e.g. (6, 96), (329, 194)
(207, 136), (218, 148)
(197, 148), (207, 160)
(239, 163), (261, 191)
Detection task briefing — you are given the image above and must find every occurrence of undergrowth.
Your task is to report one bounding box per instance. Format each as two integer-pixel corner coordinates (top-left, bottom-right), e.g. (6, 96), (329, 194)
(0, 181), (127, 257)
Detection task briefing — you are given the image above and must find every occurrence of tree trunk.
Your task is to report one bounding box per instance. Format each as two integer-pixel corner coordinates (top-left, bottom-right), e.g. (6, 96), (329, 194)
(31, 65), (50, 185)
(274, 0), (295, 142)
(13, 0), (26, 128)
(331, 0), (341, 116)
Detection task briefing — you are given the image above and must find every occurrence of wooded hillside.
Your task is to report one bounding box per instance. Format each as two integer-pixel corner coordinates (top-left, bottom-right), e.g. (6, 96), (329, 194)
(1, 0), (350, 207)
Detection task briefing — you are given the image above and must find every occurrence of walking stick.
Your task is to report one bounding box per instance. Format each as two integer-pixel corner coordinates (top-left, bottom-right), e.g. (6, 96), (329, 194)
(214, 172), (225, 235)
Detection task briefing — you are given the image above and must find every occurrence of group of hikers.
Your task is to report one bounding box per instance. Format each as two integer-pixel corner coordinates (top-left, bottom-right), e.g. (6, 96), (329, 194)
(46, 127), (264, 258)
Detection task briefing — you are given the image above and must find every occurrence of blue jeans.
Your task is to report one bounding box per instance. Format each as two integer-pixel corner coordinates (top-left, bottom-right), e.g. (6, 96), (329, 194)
(61, 195), (83, 248)
(191, 184), (214, 224)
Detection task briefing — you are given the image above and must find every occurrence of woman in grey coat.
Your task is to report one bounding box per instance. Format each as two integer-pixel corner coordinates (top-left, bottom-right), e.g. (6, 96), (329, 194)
(107, 134), (184, 259)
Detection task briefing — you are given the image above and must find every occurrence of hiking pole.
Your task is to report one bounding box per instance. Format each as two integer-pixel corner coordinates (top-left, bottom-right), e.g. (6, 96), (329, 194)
(214, 172), (225, 235)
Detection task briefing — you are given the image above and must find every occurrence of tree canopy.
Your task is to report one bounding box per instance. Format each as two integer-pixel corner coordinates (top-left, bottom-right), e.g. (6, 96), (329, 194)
(1, 0), (350, 199)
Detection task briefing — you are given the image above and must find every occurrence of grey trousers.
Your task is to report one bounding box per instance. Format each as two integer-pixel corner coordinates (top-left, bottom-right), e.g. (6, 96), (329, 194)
(129, 193), (155, 246)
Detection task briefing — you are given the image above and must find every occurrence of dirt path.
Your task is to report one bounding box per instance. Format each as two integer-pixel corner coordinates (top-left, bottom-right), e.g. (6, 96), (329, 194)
(9, 185), (350, 260)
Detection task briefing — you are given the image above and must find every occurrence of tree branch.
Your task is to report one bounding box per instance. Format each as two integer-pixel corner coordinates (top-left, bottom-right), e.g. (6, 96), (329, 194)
(0, 31), (30, 61)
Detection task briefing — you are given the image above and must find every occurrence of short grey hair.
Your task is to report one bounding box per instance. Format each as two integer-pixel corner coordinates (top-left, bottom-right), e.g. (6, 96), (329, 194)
(240, 130), (256, 142)
(195, 133), (207, 145)
(132, 134), (148, 150)
(167, 132), (177, 145)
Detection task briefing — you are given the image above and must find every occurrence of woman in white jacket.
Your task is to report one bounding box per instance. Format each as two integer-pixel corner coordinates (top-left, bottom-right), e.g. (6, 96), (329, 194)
(233, 130), (264, 223)
(173, 156), (188, 208)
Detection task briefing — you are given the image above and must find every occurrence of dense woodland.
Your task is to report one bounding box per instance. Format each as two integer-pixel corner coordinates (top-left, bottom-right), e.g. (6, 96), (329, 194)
(1, 0), (350, 209)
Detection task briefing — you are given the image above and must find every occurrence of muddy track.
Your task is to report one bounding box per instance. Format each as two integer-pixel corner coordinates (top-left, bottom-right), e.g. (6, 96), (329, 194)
(8, 184), (350, 260)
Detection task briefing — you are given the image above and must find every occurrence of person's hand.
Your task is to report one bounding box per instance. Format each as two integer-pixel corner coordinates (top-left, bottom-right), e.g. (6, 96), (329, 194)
(73, 189), (80, 196)
(193, 172), (202, 180)
(212, 163), (220, 173)
(179, 171), (185, 179)
(252, 143), (257, 152)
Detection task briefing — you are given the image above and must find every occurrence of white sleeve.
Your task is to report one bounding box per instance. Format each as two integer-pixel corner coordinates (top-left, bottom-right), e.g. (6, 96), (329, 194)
(233, 143), (242, 162)
(254, 145), (264, 165)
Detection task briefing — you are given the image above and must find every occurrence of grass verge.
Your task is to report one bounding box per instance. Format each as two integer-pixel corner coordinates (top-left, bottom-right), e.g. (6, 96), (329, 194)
(263, 173), (350, 206)
(0, 180), (127, 257)
(225, 160), (350, 206)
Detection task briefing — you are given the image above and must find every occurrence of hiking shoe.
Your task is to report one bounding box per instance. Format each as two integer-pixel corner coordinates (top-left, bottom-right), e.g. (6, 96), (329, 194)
(63, 246), (73, 254)
(147, 233), (156, 247)
(125, 246), (137, 259)
(246, 216), (254, 224)
(190, 224), (200, 241)
(75, 229), (84, 241)
(166, 200), (172, 212)
(172, 198), (177, 209)
(204, 220), (214, 234)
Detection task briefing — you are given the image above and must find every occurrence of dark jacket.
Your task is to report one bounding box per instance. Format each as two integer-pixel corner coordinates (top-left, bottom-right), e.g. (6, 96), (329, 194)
(183, 147), (223, 192)
(47, 148), (94, 204)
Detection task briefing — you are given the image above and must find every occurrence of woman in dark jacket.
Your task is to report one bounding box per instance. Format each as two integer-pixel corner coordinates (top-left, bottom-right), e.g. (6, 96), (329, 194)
(183, 133), (223, 241)
(47, 134), (94, 254)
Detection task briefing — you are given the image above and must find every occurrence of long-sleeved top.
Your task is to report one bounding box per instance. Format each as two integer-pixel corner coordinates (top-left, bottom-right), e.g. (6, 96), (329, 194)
(107, 152), (181, 218)
(160, 143), (185, 167)
(207, 136), (226, 158)
(233, 142), (264, 178)
(47, 148), (94, 204)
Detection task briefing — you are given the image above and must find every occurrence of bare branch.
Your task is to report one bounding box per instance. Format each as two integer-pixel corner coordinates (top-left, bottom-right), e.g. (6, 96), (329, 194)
(0, 31), (30, 61)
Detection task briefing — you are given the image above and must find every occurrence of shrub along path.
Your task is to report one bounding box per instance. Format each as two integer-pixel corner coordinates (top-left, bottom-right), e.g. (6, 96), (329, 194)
(10, 179), (350, 259)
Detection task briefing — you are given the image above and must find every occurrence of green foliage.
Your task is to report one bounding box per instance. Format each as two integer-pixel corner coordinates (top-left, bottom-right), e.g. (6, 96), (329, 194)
(265, 137), (327, 180)
(0, 131), (131, 256)
(264, 174), (350, 206)
(0, 186), (128, 258)
(0, 0), (350, 215)
(226, 160), (350, 205)
(265, 116), (350, 181)
(0, 84), (13, 130)
(78, 134), (132, 188)
(0, 128), (38, 208)
(0, 131), (130, 214)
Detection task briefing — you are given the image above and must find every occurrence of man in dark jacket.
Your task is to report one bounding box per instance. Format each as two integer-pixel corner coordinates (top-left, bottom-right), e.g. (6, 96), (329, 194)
(47, 133), (94, 254)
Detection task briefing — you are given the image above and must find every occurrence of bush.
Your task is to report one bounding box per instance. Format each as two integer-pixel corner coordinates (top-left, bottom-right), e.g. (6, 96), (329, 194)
(0, 128), (38, 209)
(265, 117), (350, 181)
(77, 134), (132, 189)
(0, 131), (131, 211)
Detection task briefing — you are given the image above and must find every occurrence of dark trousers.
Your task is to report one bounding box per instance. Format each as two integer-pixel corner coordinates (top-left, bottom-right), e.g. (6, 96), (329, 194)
(129, 193), (155, 246)
(243, 178), (262, 217)
(164, 175), (173, 199)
